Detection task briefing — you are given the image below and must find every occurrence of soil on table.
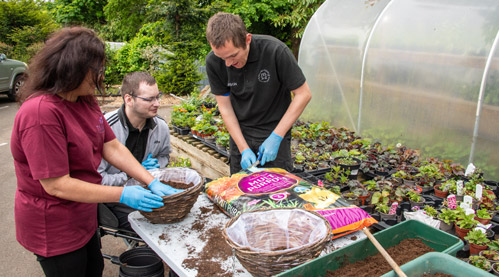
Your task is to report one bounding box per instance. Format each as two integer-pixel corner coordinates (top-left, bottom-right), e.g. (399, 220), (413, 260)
(159, 204), (242, 277)
(326, 238), (435, 277)
(160, 180), (194, 190)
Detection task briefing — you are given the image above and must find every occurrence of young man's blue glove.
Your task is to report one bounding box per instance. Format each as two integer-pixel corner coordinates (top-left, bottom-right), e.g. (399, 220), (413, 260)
(119, 185), (164, 212)
(141, 153), (160, 170)
(148, 178), (184, 197)
(258, 132), (283, 166)
(240, 148), (257, 170)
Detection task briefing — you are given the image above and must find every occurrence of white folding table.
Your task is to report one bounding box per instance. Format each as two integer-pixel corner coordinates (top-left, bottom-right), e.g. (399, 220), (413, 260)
(129, 194), (365, 276)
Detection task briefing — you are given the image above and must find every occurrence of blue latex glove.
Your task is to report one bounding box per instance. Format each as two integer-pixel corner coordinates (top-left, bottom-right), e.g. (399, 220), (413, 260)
(148, 178), (185, 197)
(258, 132), (283, 166)
(119, 185), (164, 212)
(142, 154), (159, 170)
(240, 148), (257, 170)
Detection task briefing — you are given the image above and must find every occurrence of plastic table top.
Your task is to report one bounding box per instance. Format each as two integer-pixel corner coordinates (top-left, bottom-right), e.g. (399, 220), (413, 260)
(128, 194), (365, 277)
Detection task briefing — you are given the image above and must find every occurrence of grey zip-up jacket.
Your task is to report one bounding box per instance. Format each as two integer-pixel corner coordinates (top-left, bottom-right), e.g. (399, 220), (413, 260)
(98, 105), (171, 186)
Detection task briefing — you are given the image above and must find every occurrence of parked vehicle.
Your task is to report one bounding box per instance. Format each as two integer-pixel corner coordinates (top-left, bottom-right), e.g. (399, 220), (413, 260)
(0, 54), (27, 101)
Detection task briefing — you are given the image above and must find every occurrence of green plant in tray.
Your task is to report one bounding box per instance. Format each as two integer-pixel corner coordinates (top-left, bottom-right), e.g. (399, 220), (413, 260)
(371, 190), (390, 206)
(477, 209), (492, 220)
(423, 205), (438, 218)
(488, 239), (499, 251)
(481, 250), (499, 261)
(406, 190), (422, 202)
(468, 255), (492, 271)
(375, 203), (390, 214)
(464, 229), (490, 246)
(456, 213), (479, 229)
(438, 208), (458, 225)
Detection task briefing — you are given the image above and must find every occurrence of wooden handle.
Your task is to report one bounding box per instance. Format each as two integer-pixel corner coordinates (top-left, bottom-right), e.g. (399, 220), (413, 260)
(362, 228), (407, 277)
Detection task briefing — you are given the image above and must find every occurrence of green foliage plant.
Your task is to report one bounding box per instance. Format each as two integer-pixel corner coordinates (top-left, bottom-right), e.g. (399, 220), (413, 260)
(468, 255), (492, 271)
(168, 156), (191, 168)
(392, 170), (415, 181)
(371, 190), (390, 206)
(406, 191), (422, 202)
(464, 229), (490, 246)
(0, 0), (59, 61)
(456, 213), (479, 230)
(481, 250), (499, 261)
(375, 203), (390, 214)
(423, 205), (438, 218)
(488, 239), (499, 251)
(477, 209), (492, 220)
(438, 208), (458, 225)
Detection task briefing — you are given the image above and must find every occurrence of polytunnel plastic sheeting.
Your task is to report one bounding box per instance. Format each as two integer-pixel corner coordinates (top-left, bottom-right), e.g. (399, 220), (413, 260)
(298, 0), (391, 132)
(299, 0), (499, 180)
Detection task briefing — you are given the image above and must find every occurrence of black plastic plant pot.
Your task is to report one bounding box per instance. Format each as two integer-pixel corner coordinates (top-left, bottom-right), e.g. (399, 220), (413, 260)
(178, 126), (190, 135)
(172, 125), (180, 134)
(333, 157), (361, 179)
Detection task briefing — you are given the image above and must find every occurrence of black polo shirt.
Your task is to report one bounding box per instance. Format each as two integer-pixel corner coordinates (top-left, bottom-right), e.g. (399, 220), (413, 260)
(206, 35), (306, 139)
(121, 105), (155, 163)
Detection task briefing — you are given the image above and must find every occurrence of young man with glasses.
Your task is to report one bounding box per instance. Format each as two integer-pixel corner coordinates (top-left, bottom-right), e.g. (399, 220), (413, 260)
(98, 71), (180, 231)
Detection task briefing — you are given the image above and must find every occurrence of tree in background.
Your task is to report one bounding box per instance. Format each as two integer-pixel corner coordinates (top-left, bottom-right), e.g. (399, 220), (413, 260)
(103, 0), (149, 41)
(48, 0), (107, 28)
(223, 0), (325, 58)
(273, 0), (325, 58)
(145, 0), (211, 95)
(0, 0), (59, 62)
(2, 0), (325, 96)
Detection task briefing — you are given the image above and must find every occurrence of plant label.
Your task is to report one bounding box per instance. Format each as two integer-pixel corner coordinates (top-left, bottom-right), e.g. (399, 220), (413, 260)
(389, 202), (398, 215)
(456, 180), (464, 196)
(447, 194), (457, 209)
(464, 208), (475, 215)
(475, 184), (483, 200)
(474, 226), (487, 233)
(460, 202), (469, 210)
(465, 163), (476, 177)
(463, 195), (473, 206)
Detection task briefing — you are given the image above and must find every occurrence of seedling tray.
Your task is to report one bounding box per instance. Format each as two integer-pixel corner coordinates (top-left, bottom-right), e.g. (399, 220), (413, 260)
(381, 252), (495, 277)
(276, 220), (463, 277)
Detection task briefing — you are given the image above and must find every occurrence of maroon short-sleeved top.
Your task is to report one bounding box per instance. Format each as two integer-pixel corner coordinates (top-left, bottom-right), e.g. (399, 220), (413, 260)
(10, 94), (115, 257)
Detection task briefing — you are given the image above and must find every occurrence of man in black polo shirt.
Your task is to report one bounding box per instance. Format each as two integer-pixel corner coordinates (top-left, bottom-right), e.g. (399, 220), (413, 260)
(205, 12), (312, 174)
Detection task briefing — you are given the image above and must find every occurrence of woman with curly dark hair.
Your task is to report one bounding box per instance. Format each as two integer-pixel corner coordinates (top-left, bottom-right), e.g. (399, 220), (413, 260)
(11, 27), (175, 276)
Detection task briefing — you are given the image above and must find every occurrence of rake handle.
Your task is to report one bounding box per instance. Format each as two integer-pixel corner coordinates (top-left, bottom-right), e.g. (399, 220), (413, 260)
(362, 228), (407, 277)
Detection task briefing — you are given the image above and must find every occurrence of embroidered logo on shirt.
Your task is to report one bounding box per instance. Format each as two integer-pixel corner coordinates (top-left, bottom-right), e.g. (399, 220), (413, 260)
(258, 69), (270, 83)
(154, 140), (160, 144)
(97, 116), (105, 133)
(227, 82), (237, 87)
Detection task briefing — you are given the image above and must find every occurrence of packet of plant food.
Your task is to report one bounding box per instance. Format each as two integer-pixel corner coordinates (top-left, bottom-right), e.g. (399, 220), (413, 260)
(204, 168), (377, 239)
(388, 202), (398, 215)
(447, 194), (457, 209)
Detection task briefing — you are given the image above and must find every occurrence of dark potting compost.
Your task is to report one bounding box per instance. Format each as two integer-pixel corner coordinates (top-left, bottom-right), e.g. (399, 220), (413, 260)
(160, 180), (194, 190)
(326, 238), (434, 277)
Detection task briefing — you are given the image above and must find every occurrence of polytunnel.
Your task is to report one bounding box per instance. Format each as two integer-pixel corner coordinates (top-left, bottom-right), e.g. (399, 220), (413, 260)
(298, 0), (499, 180)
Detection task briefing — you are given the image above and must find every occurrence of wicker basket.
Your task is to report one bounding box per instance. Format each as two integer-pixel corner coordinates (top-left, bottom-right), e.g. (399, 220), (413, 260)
(126, 167), (204, 224)
(223, 208), (332, 276)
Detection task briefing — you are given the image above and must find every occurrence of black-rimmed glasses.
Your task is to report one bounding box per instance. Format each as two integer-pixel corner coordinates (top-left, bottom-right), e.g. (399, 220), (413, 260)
(131, 93), (163, 102)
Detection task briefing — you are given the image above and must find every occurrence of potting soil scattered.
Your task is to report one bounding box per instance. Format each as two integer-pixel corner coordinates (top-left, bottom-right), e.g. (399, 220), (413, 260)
(326, 238), (434, 277)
